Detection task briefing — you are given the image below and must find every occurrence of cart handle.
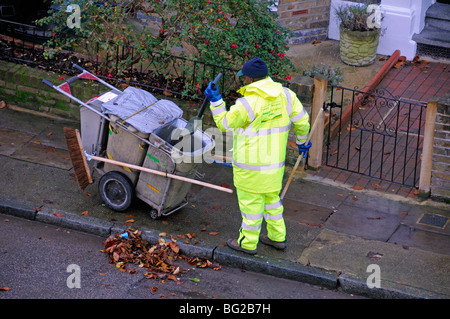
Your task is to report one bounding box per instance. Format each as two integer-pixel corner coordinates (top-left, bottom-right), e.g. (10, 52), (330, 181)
(73, 64), (84, 72)
(72, 63), (121, 94)
(42, 79), (54, 88)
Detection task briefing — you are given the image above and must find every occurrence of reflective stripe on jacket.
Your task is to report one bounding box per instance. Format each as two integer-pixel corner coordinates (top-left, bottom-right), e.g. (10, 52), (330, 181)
(210, 77), (310, 193)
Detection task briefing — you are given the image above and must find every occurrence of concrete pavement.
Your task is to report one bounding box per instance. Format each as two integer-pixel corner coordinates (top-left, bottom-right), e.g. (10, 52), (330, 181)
(0, 105), (449, 299)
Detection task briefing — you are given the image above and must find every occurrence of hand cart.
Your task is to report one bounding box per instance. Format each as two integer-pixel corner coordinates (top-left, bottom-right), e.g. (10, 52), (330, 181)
(43, 64), (221, 219)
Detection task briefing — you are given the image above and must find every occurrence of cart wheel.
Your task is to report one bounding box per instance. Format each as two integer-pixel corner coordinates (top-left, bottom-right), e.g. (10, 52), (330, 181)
(150, 209), (158, 220)
(98, 171), (134, 212)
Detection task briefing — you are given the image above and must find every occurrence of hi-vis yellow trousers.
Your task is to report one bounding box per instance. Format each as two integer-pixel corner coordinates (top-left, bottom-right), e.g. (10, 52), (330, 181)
(236, 188), (286, 251)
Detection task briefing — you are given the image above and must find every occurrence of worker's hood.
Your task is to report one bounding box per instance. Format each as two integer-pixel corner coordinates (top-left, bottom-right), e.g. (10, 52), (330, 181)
(237, 77), (283, 100)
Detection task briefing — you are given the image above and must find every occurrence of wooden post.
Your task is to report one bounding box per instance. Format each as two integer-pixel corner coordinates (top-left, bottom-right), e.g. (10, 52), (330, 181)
(418, 100), (438, 196)
(308, 76), (328, 170)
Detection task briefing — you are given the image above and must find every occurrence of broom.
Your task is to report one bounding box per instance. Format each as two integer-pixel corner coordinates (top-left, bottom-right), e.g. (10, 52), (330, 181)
(64, 127), (93, 190)
(64, 127), (233, 194)
(280, 108), (324, 200)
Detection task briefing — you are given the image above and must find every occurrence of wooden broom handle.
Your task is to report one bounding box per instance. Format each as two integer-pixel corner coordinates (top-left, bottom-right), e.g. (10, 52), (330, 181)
(280, 108), (323, 200)
(90, 155), (233, 194)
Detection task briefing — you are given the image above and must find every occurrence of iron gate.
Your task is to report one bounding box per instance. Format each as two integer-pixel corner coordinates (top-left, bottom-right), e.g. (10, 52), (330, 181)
(325, 86), (427, 187)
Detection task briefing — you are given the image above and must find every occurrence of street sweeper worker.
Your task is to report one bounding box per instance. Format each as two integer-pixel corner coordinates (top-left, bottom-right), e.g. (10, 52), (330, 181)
(204, 57), (311, 254)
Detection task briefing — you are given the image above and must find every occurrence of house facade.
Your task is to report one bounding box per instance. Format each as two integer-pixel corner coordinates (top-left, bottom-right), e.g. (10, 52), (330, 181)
(277, 0), (450, 60)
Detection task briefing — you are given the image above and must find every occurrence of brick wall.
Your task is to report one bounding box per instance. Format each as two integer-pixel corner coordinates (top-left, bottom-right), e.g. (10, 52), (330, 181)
(277, 0), (331, 44)
(0, 60), (102, 120)
(431, 94), (450, 202)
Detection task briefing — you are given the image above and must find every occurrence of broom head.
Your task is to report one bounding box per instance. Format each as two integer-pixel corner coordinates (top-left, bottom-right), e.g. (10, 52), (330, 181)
(64, 127), (93, 191)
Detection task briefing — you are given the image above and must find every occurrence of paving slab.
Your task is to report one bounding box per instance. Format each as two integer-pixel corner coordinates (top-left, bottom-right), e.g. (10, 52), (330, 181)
(10, 142), (72, 170)
(0, 127), (33, 156)
(324, 203), (403, 241)
(388, 224), (450, 255)
(297, 228), (450, 297)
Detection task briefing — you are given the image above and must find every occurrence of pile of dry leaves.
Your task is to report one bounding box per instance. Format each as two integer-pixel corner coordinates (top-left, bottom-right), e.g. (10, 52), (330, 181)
(102, 228), (221, 283)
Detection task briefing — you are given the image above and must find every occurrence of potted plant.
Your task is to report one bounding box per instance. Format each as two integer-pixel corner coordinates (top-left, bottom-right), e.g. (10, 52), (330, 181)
(334, 1), (382, 66)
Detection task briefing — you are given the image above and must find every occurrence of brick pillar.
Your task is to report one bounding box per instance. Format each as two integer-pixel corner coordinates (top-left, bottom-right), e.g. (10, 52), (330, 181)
(430, 94), (450, 202)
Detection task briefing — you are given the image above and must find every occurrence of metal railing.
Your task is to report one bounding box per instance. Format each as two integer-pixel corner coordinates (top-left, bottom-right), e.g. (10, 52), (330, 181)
(325, 85), (427, 187)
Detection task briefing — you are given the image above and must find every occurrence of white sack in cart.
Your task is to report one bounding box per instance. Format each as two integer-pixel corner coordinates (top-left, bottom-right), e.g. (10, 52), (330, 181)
(102, 86), (183, 133)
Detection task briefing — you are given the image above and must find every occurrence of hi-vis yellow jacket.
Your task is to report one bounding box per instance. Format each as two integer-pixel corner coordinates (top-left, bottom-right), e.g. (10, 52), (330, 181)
(210, 77), (310, 193)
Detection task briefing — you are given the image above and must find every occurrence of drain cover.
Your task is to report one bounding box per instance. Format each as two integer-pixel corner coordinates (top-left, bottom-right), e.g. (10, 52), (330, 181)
(417, 213), (449, 229)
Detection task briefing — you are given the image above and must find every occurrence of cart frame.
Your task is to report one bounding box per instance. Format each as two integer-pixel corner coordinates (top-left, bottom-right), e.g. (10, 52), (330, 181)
(43, 64), (206, 218)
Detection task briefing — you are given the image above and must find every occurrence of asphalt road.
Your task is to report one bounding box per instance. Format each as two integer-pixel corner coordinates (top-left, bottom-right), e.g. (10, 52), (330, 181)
(0, 214), (363, 306)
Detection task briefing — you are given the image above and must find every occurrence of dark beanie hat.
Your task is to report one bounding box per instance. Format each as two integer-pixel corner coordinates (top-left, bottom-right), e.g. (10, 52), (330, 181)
(237, 57), (268, 78)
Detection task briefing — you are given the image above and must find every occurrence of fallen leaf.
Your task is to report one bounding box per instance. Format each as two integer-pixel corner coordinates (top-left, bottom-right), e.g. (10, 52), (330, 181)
(189, 278), (200, 283)
(400, 212), (408, 217)
(46, 132), (53, 137)
(0, 287), (11, 291)
(150, 286), (158, 295)
(367, 251), (383, 260)
(159, 232), (167, 237)
(312, 40), (322, 45)
(352, 185), (363, 190)
(81, 211), (88, 215)
(53, 212), (63, 217)
(125, 219), (135, 223)
(162, 221), (168, 225)
(394, 61), (404, 69)
(209, 232), (219, 236)
(220, 183), (231, 188)
(167, 274), (177, 281)
(371, 183), (381, 190)
(168, 241), (179, 253)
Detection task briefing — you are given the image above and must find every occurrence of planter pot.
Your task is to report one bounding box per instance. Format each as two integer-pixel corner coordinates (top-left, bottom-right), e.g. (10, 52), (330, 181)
(339, 25), (380, 66)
